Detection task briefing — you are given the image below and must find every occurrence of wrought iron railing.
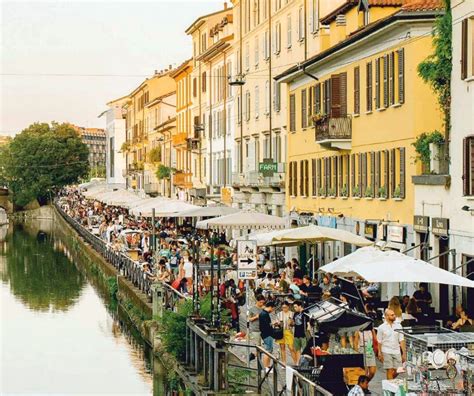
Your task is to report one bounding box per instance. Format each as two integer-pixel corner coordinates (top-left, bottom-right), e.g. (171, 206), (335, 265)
(315, 115), (352, 141)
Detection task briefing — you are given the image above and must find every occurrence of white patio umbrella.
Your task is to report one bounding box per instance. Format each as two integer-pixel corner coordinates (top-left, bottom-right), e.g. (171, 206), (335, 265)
(273, 224), (373, 247)
(196, 211), (287, 231)
(102, 191), (144, 206)
(320, 247), (474, 288)
(170, 206), (241, 218)
(129, 197), (171, 216)
(130, 199), (198, 217)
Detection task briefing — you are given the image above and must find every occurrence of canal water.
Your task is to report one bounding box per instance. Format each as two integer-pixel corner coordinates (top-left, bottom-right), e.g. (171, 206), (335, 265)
(0, 220), (166, 395)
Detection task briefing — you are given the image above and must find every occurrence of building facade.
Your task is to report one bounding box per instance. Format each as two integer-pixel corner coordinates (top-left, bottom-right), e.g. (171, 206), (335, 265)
(103, 96), (128, 186)
(277, 0), (444, 299)
(413, 0), (474, 315)
(70, 125), (106, 171)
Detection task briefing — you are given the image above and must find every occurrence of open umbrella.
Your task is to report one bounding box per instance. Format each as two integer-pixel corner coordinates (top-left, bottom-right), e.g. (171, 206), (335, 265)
(320, 246), (474, 288)
(169, 206), (240, 218)
(130, 199), (198, 217)
(196, 211), (287, 231)
(273, 225), (373, 247)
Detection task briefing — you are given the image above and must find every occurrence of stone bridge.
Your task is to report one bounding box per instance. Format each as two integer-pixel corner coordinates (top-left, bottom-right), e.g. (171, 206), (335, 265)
(0, 191), (13, 214)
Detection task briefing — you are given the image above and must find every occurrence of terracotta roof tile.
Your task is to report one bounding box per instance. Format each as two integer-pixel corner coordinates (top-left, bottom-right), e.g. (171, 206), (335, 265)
(368, 0), (403, 5)
(402, 0), (444, 11)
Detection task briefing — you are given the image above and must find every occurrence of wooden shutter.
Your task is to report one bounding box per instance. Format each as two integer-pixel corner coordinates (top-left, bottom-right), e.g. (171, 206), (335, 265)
(330, 74), (341, 117)
(375, 58), (381, 109)
(461, 19), (468, 80)
(398, 48), (405, 104)
(308, 86), (313, 117)
(325, 80), (331, 115)
(463, 138), (468, 195)
(300, 160), (304, 196)
(463, 137), (474, 196)
(370, 151), (375, 197)
(383, 55), (389, 108)
(390, 148), (396, 195)
(289, 94), (296, 131)
(358, 154), (362, 194)
(326, 157), (331, 194)
(340, 72), (347, 116)
(289, 162), (293, 196)
(312, 158), (317, 196)
(366, 62), (373, 112)
(314, 83), (321, 115)
(193, 78), (197, 97)
(399, 147), (406, 198)
(338, 156), (344, 192)
(294, 161), (298, 196)
(332, 156), (338, 195)
(384, 150), (389, 198)
(202, 72), (207, 93)
(351, 153), (356, 194)
(375, 151), (380, 197)
(305, 160), (310, 196)
(361, 153), (367, 195)
(389, 52), (395, 105)
(345, 155), (350, 194)
(354, 66), (360, 114)
(301, 89), (307, 128)
(317, 158), (322, 195)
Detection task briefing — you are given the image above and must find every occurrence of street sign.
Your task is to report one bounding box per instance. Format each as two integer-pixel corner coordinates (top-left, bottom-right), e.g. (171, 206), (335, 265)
(259, 158), (278, 177)
(237, 240), (257, 279)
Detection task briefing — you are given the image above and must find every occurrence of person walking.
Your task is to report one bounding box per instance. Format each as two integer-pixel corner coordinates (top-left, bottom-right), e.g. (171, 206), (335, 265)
(259, 301), (276, 371)
(292, 300), (308, 364)
(276, 301), (296, 364)
(377, 309), (406, 379)
(248, 294), (265, 361)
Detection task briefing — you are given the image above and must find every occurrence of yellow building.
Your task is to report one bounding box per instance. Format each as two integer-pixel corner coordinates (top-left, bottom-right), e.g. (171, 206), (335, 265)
(122, 69), (176, 194)
(276, 0), (444, 278)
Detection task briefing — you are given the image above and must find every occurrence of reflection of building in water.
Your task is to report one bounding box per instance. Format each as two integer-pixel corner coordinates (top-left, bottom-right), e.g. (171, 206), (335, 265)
(0, 208), (7, 225)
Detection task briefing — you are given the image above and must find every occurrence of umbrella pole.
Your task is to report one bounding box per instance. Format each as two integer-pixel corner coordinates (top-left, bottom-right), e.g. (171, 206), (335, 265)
(362, 330), (367, 374)
(152, 208), (156, 254)
(210, 239), (215, 327)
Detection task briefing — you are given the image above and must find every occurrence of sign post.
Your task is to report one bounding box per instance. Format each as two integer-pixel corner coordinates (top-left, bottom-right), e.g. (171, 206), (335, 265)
(258, 158), (278, 177)
(237, 240), (257, 369)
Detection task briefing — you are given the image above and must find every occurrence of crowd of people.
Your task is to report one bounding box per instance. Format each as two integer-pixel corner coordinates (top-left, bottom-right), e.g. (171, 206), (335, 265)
(58, 187), (473, 394)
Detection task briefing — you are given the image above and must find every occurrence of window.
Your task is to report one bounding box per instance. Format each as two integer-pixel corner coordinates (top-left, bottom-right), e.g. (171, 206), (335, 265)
(193, 78), (197, 97)
(201, 32), (207, 52)
(461, 18), (469, 80)
(264, 30), (270, 60)
(329, 72), (347, 117)
(311, 0), (319, 33)
(202, 72), (207, 93)
(289, 162), (294, 196)
(293, 161), (298, 196)
(383, 54), (389, 108)
(287, 14), (292, 48)
(237, 94), (242, 124)
(354, 66), (360, 115)
(274, 22), (281, 54)
(375, 57), (381, 109)
(300, 160), (305, 196)
(254, 35), (259, 66)
(254, 85), (259, 118)
(314, 83), (321, 115)
(317, 158), (322, 196)
(301, 89), (307, 128)
(311, 159), (317, 196)
(273, 133), (282, 163)
(463, 136), (474, 196)
(366, 61), (373, 112)
(273, 81), (281, 112)
(389, 52), (395, 105)
(245, 42), (250, 71)
(399, 147), (406, 199)
(323, 80), (330, 115)
(397, 48), (405, 104)
(265, 80), (270, 115)
(245, 91), (251, 121)
(289, 94), (296, 132)
(298, 7), (304, 41)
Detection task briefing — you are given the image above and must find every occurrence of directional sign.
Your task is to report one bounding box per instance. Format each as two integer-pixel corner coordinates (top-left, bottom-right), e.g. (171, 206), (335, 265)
(237, 240), (257, 280)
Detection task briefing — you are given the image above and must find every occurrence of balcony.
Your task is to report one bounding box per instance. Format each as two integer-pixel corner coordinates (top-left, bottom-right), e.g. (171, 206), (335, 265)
(232, 163), (285, 189)
(144, 183), (160, 194)
(173, 171), (193, 189)
(172, 132), (188, 147)
(412, 142), (450, 186)
(314, 115), (352, 150)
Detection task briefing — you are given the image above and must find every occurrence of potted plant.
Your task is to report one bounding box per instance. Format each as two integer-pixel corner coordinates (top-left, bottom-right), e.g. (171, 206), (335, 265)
(341, 184), (349, 199)
(353, 185), (361, 199)
(328, 188), (336, 198)
(311, 112), (325, 125)
(393, 185), (402, 200)
(364, 186), (373, 200)
(378, 186), (387, 200)
(318, 187), (326, 198)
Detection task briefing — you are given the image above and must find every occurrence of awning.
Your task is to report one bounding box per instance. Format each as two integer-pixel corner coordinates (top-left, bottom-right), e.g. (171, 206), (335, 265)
(319, 246), (474, 288)
(196, 211), (287, 231)
(130, 199), (198, 217)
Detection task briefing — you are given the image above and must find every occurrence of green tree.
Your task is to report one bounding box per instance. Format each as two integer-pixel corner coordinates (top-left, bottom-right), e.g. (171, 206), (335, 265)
(0, 122), (89, 206)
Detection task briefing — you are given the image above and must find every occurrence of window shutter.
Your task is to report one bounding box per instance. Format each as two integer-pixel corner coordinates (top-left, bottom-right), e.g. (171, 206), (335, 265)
(390, 148), (396, 196)
(375, 58), (381, 109)
(362, 153), (367, 195)
(370, 151), (375, 197)
(389, 52), (395, 105)
(351, 154), (356, 194)
(469, 138), (474, 195)
(308, 86), (313, 117)
(202, 72), (207, 93)
(358, 153), (362, 194)
(398, 48), (405, 104)
(312, 158), (317, 196)
(325, 158), (330, 195)
(463, 138), (468, 195)
(332, 156), (338, 195)
(339, 72), (347, 116)
(324, 80), (331, 115)
(305, 160), (309, 196)
(383, 55), (389, 108)
(375, 151), (380, 198)
(338, 155), (344, 192)
(400, 147), (406, 198)
(354, 66), (360, 114)
(461, 19), (468, 80)
(346, 154), (350, 195)
(315, 83), (321, 114)
(317, 158), (322, 195)
(289, 94), (296, 131)
(366, 62), (373, 112)
(330, 74), (341, 117)
(301, 89), (307, 128)
(294, 161), (298, 196)
(384, 150), (389, 198)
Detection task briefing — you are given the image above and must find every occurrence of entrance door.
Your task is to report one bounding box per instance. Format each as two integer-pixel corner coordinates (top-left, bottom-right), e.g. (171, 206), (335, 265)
(438, 237), (450, 317)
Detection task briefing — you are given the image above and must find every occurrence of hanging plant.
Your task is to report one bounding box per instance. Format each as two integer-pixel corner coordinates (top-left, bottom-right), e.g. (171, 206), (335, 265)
(120, 141), (131, 153)
(393, 185), (402, 199)
(156, 164), (171, 180)
(412, 131), (445, 166)
(148, 146), (162, 163)
(353, 185), (361, 197)
(341, 184), (348, 197)
(364, 186), (373, 198)
(378, 186), (387, 198)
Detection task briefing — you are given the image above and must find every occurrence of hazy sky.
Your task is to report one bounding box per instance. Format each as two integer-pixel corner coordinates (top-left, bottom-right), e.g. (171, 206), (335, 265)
(1, 0), (223, 136)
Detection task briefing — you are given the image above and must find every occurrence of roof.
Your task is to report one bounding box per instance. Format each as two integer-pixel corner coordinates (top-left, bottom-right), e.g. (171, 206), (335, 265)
(402, 0), (443, 11)
(276, 7), (443, 82)
(145, 91), (176, 108)
(169, 58), (193, 79)
(184, 7), (230, 35)
(320, 0), (404, 24)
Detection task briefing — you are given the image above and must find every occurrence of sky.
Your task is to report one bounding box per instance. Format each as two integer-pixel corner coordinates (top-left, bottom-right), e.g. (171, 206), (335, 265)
(0, 0), (223, 136)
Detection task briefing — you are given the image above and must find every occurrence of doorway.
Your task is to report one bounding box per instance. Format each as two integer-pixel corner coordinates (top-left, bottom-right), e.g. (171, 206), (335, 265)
(438, 237), (450, 317)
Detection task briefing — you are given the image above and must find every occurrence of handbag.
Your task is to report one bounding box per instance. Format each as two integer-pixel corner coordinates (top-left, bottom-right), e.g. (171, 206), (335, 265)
(272, 324), (284, 340)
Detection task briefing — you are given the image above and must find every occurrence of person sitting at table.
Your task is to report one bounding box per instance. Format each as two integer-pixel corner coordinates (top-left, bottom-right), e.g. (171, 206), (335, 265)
(413, 282), (432, 314)
(451, 307), (474, 330)
(320, 275), (332, 300)
(402, 298), (420, 322)
(387, 296), (403, 323)
(348, 375), (370, 396)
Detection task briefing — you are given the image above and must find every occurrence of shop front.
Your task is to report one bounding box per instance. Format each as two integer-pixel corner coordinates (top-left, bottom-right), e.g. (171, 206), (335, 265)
(432, 217), (450, 317)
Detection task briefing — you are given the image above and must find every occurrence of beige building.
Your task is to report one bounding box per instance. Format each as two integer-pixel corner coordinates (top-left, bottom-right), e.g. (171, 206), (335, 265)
(230, 0), (344, 216)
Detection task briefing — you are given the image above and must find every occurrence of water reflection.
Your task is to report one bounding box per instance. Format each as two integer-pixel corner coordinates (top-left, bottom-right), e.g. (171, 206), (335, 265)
(0, 224), (86, 312)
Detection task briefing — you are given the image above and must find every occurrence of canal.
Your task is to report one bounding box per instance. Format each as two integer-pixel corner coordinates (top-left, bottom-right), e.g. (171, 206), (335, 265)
(0, 219), (168, 395)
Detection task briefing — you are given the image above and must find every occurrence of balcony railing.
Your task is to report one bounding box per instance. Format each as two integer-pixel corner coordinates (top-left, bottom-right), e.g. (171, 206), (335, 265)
(315, 115), (352, 149)
(173, 172), (192, 188)
(172, 132), (187, 147)
(232, 163), (285, 188)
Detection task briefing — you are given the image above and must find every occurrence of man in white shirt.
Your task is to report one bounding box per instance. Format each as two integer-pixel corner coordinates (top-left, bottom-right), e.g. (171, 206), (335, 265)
(377, 309), (406, 379)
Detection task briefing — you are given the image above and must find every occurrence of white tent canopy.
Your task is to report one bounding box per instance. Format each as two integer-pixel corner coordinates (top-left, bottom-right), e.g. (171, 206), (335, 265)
(130, 199), (198, 217)
(98, 190), (144, 206)
(319, 247), (474, 288)
(169, 206), (240, 218)
(196, 211), (287, 231)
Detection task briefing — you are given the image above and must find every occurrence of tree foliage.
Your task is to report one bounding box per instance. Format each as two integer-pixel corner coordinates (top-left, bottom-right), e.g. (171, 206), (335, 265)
(417, 0), (452, 134)
(0, 122), (89, 206)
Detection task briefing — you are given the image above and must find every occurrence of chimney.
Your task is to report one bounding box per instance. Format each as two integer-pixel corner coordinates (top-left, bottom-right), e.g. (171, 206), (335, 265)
(169, 64), (172, 70)
(224, 2), (227, 10)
